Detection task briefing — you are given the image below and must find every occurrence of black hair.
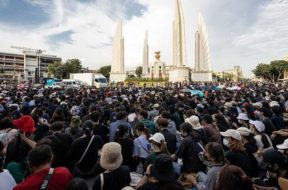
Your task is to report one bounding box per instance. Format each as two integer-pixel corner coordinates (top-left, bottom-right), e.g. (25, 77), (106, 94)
(116, 111), (127, 120)
(65, 178), (89, 190)
(89, 111), (100, 122)
(205, 142), (225, 163)
(50, 121), (65, 131)
(157, 118), (169, 128)
(136, 122), (150, 139)
(202, 114), (213, 124)
(140, 110), (149, 119)
(115, 125), (129, 142)
(82, 120), (94, 136)
(161, 111), (171, 119)
(28, 145), (53, 168)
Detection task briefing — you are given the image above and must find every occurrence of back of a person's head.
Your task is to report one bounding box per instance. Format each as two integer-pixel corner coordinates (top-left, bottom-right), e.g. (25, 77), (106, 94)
(50, 121), (65, 132)
(89, 111), (100, 122)
(117, 111), (127, 120)
(88, 104), (97, 113)
(161, 111), (171, 119)
(202, 114), (213, 124)
(205, 142), (225, 163)
(139, 110), (149, 119)
(65, 178), (88, 190)
(215, 165), (253, 190)
(157, 118), (169, 128)
(28, 145), (53, 168)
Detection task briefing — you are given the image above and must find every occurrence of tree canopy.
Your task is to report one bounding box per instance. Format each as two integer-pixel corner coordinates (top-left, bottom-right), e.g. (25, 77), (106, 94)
(48, 59), (83, 79)
(135, 66), (143, 78)
(99, 65), (111, 80)
(253, 60), (288, 82)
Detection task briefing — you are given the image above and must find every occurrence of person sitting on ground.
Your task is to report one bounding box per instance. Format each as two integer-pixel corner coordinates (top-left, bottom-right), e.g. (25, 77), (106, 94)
(157, 118), (177, 154)
(254, 149), (288, 188)
(160, 111), (177, 136)
(220, 129), (255, 177)
(65, 115), (82, 140)
(172, 123), (206, 174)
(215, 165), (254, 190)
(186, 142), (226, 190)
(67, 120), (104, 177)
(136, 154), (184, 190)
(93, 142), (131, 190)
(201, 114), (221, 144)
(110, 111), (131, 142)
(115, 125), (135, 171)
(139, 110), (156, 135)
(144, 133), (169, 170)
(13, 145), (72, 190)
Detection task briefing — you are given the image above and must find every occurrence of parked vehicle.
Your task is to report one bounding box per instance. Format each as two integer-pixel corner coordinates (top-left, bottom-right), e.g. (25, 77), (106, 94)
(70, 73), (107, 88)
(62, 79), (83, 89)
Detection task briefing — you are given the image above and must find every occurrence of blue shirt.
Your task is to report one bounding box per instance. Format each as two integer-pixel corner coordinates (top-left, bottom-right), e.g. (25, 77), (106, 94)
(133, 135), (151, 159)
(109, 119), (131, 141)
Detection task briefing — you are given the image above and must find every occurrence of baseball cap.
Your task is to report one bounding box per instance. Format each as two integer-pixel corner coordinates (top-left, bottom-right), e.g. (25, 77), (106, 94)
(149, 133), (165, 144)
(276, 139), (288, 150)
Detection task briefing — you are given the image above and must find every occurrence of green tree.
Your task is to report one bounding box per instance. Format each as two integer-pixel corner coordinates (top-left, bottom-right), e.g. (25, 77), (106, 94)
(47, 59), (83, 79)
(99, 65), (111, 79)
(253, 60), (288, 82)
(0, 68), (4, 73)
(270, 60), (288, 81)
(135, 66), (143, 78)
(48, 61), (63, 79)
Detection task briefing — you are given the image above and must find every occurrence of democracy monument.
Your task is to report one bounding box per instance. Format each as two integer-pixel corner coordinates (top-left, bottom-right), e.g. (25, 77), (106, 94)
(110, 0), (212, 83)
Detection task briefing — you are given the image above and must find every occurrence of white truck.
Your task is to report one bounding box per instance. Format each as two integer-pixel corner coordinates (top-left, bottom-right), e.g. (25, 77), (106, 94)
(69, 73), (108, 88)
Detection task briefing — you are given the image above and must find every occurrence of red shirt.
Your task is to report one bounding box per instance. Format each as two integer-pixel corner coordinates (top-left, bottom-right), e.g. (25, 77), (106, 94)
(13, 167), (72, 190)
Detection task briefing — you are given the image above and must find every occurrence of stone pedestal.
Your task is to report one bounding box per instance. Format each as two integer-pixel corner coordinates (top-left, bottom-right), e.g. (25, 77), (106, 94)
(110, 73), (127, 83)
(168, 67), (190, 82)
(191, 72), (212, 81)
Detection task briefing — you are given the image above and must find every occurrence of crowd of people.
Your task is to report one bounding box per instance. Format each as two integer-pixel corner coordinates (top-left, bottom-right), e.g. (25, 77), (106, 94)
(0, 82), (288, 190)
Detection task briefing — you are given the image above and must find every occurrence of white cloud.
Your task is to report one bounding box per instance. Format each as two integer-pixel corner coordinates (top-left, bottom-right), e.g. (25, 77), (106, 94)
(1, 0), (288, 77)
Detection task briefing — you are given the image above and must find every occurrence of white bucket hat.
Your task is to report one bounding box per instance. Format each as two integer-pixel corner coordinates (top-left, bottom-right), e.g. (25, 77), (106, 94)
(249, 120), (265, 132)
(236, 113), (249, 121)
(276, 139), (288, 150)
(220, 129), (242, 141)
(185, 115), (202, 129)
(237, 127), (252, 136)
(100, 142), (123, 171)
(149, 133), (165, 144)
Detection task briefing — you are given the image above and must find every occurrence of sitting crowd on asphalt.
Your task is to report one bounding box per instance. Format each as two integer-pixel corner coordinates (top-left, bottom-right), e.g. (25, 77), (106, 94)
(0, 82), (288, 190)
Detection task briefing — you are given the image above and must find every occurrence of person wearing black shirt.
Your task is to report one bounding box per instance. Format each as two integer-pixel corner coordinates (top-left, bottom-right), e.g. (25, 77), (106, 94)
(68, 120), (104, 177)
(157, 118), (177, 154)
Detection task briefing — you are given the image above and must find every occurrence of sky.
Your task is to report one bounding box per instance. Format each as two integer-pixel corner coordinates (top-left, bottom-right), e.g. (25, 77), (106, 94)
(0, 0), (288, 77)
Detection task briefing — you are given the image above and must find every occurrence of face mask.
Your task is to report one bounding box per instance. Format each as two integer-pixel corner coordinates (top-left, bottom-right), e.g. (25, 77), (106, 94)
(223, 138), (230, 148)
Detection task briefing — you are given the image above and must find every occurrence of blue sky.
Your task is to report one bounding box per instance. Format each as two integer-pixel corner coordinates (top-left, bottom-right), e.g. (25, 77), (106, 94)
(0, 0), (288, 77)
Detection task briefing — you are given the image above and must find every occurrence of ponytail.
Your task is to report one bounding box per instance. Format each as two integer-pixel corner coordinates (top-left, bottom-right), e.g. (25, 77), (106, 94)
(160, 141), (170, 155)
(144, 127), (150, 140)
(135, 122), (150, 139)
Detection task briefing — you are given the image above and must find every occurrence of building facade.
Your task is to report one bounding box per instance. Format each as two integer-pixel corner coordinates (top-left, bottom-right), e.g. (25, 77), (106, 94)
(0, 52), (61, 83)
(214, 66), (243, 82)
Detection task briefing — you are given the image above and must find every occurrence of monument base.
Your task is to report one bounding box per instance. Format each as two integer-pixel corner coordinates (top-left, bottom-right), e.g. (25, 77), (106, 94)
(191, 72), (212, 81)
(110, 73), (127, 83)
(168, 67), (190, 82)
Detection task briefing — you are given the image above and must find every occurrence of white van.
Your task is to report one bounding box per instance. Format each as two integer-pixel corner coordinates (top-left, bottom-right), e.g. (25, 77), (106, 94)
(62, 79), (83, 88)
